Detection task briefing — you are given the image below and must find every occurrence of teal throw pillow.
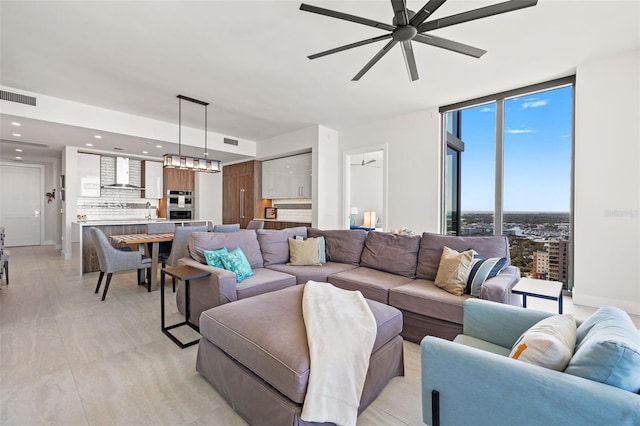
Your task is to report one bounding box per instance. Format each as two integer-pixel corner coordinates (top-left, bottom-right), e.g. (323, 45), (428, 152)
(220, 247), (254, 283)
(203, 247), (228, 269)
(564, 306), (640, 393)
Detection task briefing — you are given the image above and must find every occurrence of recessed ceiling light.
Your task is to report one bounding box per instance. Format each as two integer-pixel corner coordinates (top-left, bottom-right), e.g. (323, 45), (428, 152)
(94, 135), (102, 139)
(155, 144), (162, 148)
(12, 133), (21, 137)
(11, 122), (21, 126)
(15, 148), (23, 152)
(203, 152), (209, 156)
(85, 143), (93, 147)
(142, 151), (149, 154)
(15, 156), (22, 160)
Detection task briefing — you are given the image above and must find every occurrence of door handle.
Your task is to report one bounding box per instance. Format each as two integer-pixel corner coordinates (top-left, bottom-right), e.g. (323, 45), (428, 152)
(240, 189), (245, 219)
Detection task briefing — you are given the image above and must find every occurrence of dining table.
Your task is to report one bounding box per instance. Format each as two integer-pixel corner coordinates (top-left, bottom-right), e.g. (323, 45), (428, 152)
(109, 232), (174, 291)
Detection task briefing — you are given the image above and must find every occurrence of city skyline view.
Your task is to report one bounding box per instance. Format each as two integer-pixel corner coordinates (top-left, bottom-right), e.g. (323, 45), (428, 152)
(460, 85), (573, 213)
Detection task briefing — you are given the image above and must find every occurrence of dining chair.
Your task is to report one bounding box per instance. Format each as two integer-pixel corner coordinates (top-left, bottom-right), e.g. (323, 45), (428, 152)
(246, 220), (265, 230)
(213, 223), (240, 233)
(162, 225), (208, 291)
(147, 222), (176, 264)
(90, 227), (152, 300)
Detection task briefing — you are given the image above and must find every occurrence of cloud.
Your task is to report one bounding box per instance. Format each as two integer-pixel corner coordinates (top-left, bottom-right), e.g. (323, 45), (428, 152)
(480, 107), (494, 113)
(506, 128), (535, 134)
(521, 99), (547, 108)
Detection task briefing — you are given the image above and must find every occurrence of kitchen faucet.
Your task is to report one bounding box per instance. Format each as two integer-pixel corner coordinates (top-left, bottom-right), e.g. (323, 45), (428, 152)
(146, 201), (152, 221)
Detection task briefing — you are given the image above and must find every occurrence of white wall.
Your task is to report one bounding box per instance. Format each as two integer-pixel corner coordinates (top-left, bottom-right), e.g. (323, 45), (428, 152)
(340, 109), (441, 234)
(62, 146), (79, 259)
(573, 48), (640, 314)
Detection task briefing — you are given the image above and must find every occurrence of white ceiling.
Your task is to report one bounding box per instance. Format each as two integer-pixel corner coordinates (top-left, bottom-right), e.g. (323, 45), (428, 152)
(1, 0), (639, 163)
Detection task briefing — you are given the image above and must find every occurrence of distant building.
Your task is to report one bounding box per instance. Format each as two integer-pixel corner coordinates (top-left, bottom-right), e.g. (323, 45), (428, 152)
(547, 239), (570, 288)
(532, 251), (549, 279)
(504, 226), (523, 236)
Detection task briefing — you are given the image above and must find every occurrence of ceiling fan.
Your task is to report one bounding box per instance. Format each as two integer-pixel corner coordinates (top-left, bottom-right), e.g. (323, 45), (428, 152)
(351, 156), (380, 168)
(300, 0), (538, 81)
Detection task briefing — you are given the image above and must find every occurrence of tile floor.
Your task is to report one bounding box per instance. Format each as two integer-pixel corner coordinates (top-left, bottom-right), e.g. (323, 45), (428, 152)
(1, 245), (638, 425)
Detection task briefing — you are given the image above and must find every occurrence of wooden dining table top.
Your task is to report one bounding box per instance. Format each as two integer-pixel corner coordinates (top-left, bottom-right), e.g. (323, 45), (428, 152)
(109, 233), (174, 244)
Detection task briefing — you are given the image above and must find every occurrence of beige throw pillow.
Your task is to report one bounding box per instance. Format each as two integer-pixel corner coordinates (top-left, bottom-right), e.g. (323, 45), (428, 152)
(288, 237), (321, 266)
(434, 246), (474, 296)
(509, 314), (576, 371)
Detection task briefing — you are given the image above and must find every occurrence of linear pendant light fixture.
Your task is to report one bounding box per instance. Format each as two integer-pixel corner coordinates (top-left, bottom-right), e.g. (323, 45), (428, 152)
(163, 94), (221, 172)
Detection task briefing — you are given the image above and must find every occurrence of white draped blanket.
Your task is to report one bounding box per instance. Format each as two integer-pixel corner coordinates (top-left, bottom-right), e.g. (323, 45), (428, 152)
(301, 281), (377, 426)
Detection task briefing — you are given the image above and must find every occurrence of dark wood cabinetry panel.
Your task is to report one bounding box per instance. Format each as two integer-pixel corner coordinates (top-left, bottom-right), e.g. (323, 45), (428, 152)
(163, 168), (194, 192)
(223, 161), (269, 229)
(262, 221), (312, 230)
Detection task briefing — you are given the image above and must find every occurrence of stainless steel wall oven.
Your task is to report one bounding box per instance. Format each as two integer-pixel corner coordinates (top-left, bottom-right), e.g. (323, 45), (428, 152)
(166, 190), (193, 220)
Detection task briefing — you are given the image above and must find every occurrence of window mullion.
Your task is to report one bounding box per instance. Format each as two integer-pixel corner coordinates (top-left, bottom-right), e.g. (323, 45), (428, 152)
(494, 99), (504, 236)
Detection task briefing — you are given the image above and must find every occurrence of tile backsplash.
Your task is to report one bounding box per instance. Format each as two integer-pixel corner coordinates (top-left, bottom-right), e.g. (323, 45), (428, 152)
(272, 198), (312, 223)
(76, 157), (159, 220)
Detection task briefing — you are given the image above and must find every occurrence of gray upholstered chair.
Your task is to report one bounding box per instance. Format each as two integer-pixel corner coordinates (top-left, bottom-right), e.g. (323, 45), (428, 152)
(147, 222), (176, 263)
(90, 227), (152, 301)
(213, 223), (240, 233)
(162, 225), (208, 291)
(0, 226), (8, 285)
(246, 220), (265, 230)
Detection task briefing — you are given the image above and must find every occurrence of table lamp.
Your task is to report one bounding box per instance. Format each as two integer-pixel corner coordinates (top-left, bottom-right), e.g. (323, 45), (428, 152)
(363, 211), (376, 229)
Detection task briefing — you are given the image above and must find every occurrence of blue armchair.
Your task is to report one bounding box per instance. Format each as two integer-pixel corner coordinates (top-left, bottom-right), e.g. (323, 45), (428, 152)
(421, 299), (640, 426)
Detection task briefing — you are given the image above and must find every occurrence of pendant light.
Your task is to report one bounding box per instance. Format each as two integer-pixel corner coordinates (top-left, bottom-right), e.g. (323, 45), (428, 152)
(163, 94), (221, 172)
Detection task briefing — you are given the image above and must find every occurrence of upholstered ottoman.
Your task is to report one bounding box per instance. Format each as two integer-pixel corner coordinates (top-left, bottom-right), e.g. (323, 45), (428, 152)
(196, 284), (404, 426)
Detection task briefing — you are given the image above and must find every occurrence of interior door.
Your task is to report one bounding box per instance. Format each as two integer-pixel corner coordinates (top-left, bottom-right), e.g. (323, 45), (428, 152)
(0, 163), (43, 246)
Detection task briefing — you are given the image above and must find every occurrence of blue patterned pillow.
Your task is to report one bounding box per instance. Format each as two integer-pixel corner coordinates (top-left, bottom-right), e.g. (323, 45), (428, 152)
(465, 251), (508, 297)
(203, 247), (228, 269)
(220, 247), (254, 283)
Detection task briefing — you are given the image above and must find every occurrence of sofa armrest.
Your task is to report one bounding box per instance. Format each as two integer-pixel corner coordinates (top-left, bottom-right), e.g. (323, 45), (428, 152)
(421, 336), (640, 426)
(480, 265), (521, 305)
(463, 299), (553, 348)
(177, 257), (238, 322)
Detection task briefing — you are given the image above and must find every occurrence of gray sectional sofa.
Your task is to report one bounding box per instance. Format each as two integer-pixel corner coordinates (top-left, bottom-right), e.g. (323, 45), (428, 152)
(177, 226), (521, 342)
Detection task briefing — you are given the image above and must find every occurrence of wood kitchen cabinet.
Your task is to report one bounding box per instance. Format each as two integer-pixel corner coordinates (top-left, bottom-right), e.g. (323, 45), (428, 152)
(223, 161), (267, 229)
(163, 167), (194, 193)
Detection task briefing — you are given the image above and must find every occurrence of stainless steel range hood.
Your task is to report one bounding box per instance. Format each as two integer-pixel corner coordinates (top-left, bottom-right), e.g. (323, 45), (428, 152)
(101, 157), (144, 189)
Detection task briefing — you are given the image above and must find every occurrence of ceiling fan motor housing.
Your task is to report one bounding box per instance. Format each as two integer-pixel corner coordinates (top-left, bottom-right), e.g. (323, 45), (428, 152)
(392, 25), (417, 41)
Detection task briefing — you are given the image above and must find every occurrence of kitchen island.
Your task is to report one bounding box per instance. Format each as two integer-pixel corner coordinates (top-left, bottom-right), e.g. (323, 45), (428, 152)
(75, 219), (210, 274)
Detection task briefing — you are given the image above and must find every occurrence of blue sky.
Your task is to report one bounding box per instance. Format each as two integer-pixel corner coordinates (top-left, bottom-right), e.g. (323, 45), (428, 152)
(460, 86), (573, 213)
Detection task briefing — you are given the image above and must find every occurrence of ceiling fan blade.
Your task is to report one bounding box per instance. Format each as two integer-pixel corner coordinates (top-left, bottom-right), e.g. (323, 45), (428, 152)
(401, 41), (419, 81)
(365, 159), (376, 164)
(417, 0), (538, 33)
(352, 39), (398, 81)
(413, 33), (486, 58)
(409, 0), (448, 27)
(308, 34), (392, 60)
(390, 0), (409, 26)
(300, 3), (395, 32)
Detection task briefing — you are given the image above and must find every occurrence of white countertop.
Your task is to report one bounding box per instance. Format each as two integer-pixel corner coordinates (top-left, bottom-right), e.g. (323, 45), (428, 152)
(75, 219), (171, 226)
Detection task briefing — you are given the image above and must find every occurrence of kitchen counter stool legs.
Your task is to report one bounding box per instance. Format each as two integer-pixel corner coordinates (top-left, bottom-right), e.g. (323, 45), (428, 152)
(160, 265), (211, 349)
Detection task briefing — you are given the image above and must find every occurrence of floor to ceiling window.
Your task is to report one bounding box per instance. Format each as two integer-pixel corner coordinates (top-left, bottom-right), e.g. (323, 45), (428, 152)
(442, 77), (574, 290)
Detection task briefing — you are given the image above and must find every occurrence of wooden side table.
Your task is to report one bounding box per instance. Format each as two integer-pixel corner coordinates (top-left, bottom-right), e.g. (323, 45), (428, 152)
(161, 265), (211, 349)
(512, 277), (564, 314)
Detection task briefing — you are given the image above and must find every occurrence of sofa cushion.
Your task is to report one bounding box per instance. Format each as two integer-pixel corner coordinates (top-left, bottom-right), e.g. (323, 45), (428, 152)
(388, 279), (471, 325)
(203, 247), (228, 269)
(235, 268), (297, 300)
(328, 267), (413, 304)
(266, 262), (358, 285)
(189, 230), (264, 269)
(565, 306), (640, 393)
(509, 314), (576, 371)
(359, 231), (421, 278)
(416, 233), (510, 281)
(256, 227), (308, 266)
(466, 251), (509, 297)
(198, 284), (403, 404)
(307, 228), (367, 266)
(434, 247), (474, 296)
(288, 237), (321, 266)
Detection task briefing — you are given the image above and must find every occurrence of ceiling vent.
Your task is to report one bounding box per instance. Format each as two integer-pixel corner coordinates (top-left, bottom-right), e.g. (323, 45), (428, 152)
(224, 138), (239, 146)
(0, 90), (36, 106)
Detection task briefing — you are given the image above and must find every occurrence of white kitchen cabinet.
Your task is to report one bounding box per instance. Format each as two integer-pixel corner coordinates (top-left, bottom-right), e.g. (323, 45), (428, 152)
(78, 153), (101, 197)
(143, 161), (163, 199)
(262, 153), (312, 199)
